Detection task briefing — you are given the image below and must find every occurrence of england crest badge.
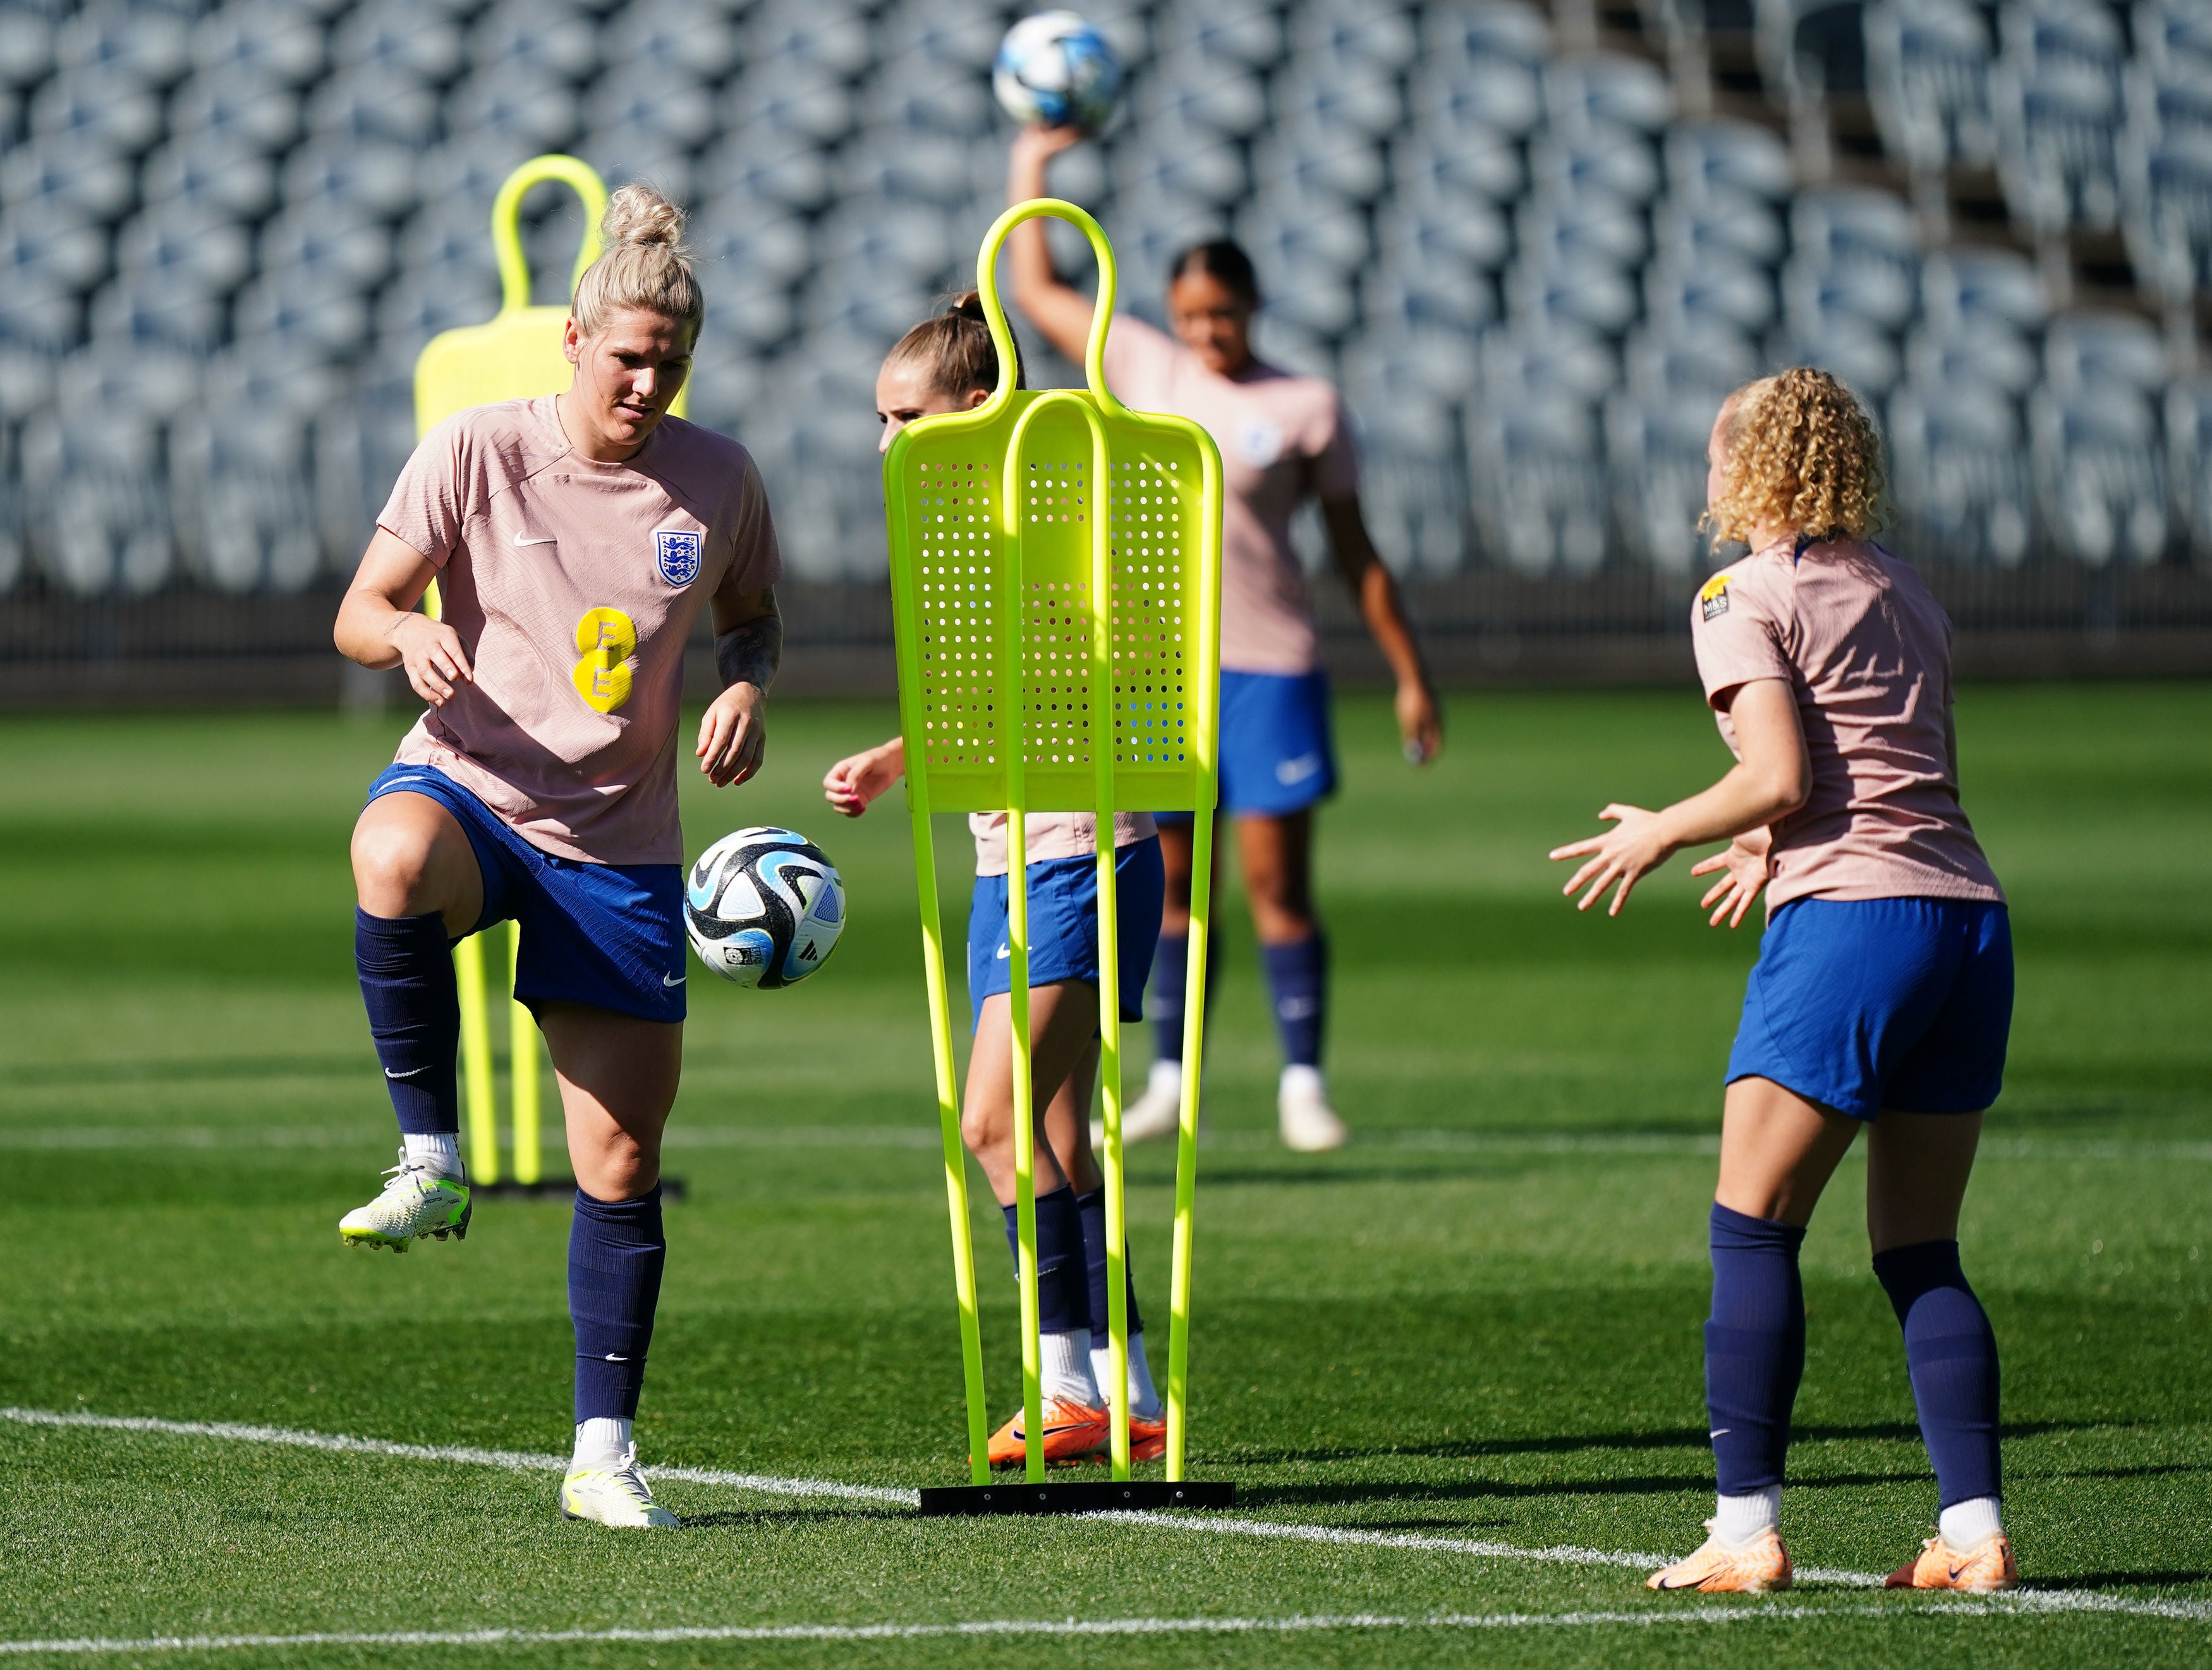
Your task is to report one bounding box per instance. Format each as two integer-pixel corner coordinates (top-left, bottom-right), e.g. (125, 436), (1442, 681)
(654, 528), (703, 586)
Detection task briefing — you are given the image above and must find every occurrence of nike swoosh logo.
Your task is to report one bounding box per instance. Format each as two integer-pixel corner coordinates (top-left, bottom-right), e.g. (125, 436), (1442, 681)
(512, 533), (556, 547)
(384, 1067), (431, 1079)
(995, 944), (1011, 960)
(662, 972), (686, 986)
(1275, 752), (1323, 785)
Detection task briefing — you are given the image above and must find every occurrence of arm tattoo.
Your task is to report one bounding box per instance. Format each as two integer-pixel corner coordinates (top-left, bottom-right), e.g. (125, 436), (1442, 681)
(715, 596), (782, 694)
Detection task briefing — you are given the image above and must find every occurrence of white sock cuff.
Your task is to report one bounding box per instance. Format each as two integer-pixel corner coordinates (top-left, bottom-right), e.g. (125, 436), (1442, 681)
(1713, 1485), (1782, 1547)
(1280, 1063), (1325, 1098)
(572, 1417), (632, 1471)
(1939, 1496), (2004, 1551)
(1040, 1330), (1100, 1407)
(402, 1132), (463, 1177)
(1146, 1058), (1183, 1093)
(1088, 1331), (1162, 1420)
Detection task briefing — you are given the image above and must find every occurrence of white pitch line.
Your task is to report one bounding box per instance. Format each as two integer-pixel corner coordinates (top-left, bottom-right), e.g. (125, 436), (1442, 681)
(0, 1408), (909, 1505)
(3, 1597), (2206, 1658)
(8, 1406), (2211, 1626)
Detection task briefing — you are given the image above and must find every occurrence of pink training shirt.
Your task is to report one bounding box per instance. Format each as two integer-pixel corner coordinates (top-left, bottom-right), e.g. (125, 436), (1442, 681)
(1103, 316), (1358, 677)
(1690, 536), (2003, 916)
(969, 812), (1158, 878)
(377, 396), (782, 867)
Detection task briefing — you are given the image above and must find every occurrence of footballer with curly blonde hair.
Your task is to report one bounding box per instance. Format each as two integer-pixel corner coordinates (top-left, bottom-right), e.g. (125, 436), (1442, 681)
(1550, 368), (2018, 1595)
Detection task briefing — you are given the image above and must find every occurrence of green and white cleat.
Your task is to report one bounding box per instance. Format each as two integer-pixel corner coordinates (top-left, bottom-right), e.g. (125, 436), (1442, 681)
(560, 1446), (679, 1528)
(338, 1152), (471, 1252)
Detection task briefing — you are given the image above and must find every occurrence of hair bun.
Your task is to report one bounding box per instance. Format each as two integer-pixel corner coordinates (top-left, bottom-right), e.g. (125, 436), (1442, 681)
(601, 183), (688, 251)
(946, 290), (987, 323)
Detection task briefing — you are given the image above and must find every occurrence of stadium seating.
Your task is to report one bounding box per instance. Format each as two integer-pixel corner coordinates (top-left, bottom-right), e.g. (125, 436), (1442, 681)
(0, 0), (2204, 596)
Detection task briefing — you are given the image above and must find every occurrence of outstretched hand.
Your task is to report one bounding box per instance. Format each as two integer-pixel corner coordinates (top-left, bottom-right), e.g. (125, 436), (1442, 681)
(1548, 804), (1674, 917)
(822, 739), (904, 818)
(1011, 122), (1084, 179)
(1691, 839), (1770, 928)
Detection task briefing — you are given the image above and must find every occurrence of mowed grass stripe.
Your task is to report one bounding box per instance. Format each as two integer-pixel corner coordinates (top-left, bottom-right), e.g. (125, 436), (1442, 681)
(12, 1125), (2212, 1165)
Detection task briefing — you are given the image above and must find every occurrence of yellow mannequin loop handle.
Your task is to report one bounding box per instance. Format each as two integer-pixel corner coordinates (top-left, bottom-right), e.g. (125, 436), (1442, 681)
(973, 198), (1131, 420)
(491, 155), (610, 315)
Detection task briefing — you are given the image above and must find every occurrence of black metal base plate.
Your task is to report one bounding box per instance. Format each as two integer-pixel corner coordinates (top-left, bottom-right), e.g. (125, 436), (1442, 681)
(473, 1177), (688, 1201)
(918, 1479), (1236, 1515)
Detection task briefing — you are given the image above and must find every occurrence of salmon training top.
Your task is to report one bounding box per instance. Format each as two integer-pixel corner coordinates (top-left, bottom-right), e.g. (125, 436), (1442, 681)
(377, 396), (783, 867)
(1103, 315), (1358, 677)
(1689, 535), (2003, 916)
(968, 811), (1159, 878)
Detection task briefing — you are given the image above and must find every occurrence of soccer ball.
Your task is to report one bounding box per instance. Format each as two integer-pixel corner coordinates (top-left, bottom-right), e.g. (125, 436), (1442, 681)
(994, 11), (1124, 133)
(684, 827), (844, 989)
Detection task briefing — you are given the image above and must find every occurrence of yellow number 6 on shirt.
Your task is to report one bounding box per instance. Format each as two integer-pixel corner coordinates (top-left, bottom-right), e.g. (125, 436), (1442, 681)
(573, 606), (638, 713)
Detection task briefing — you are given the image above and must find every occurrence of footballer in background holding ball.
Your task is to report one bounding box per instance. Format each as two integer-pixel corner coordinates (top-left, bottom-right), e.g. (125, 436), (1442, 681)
(332, 186), (782, 1530)
(1006, 121), (1444, 1155)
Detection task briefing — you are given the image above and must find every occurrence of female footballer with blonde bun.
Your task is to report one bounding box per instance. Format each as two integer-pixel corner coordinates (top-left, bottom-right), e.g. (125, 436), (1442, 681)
(334, 185), (783, 1528)
(1551, 368), (2015, 1594)
(1007, 124), (1443, 1155)
(823, 296), (1167, 1468)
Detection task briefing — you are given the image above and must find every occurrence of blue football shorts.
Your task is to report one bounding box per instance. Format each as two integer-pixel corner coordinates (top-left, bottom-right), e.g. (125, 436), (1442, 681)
(1727, 895), (2014, 1121)
(365, 764), (687, 1024)
(1157, 667), (1337, 825)
(967, 837), (1166, 1031)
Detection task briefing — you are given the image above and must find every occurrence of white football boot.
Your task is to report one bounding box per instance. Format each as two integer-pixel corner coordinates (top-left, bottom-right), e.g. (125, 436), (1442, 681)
(559, 1444), (679, 1528)
(1090, 1060), (1190, 1150)
(338, 1152), (471, 1251)
(1278, 1065), (1347, 1153)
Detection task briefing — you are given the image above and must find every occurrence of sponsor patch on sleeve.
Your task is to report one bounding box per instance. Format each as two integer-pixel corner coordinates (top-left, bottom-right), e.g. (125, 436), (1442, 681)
(1699, 573), (1730, 621)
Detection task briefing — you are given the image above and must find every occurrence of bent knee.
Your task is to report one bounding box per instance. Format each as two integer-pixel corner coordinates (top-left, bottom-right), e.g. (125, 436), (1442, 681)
(351, 820), (444, 916)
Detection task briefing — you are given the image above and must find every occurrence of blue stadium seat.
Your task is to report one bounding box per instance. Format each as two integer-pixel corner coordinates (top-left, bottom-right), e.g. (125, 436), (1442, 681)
(446, 68), (583, 155)
(56, 2), (193, 88)
(751, 0), (877, 80)
(1545, 52), (1677, 138)
(283, 140), (419, 222)
(191, 2), (329, 88)
(28, 62), (167, 157)
(1606, 382), (1731, 572)
(471, 0), (604, 85)
(2122, 130), (2212, 306)
(2163, 374), (2212, 564)
(171, 73), (309, 154)
(1533, 123), (1666, 205)
(1920, 246), (2050, 335)
(606, 0), (746, 84)
(334, 0), (470, 85)
(1888, 382), (2034, 564)
(308, 65), (444, 150)
(141, 134), (279, 224)
(1865, 0), (1996, 170)
(1905, 315), (2041, 396)
(2031, 380), (2170, 564)
(1667, 119), (1796, 203)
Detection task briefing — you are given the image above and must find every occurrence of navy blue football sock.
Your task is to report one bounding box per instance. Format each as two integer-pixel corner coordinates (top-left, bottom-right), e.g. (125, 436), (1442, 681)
(1148, 933), (1189, 1063)
(1000, 1185), (1091, 1336)
(570, 1185), (666, 1424)
(1705, 1202), (1808, 1494)
(1873, 1238), (2003, 1507)
(355, 908), (461, 1137)
(1261, 933), (1328, 1070)
(1076, 1186), (1143, 1349)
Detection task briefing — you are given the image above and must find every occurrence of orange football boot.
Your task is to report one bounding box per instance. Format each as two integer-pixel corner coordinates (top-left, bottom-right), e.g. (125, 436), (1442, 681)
(982, 1398), (1110, 1468)
(1885, 1533), (2017, 1593)
(1129, 1410), (1165, 1463)
(1646, 1524), (1794, 1592)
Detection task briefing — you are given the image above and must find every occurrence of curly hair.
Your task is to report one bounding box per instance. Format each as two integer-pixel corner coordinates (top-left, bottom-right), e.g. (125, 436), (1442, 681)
(1701, 368), (1887, 545)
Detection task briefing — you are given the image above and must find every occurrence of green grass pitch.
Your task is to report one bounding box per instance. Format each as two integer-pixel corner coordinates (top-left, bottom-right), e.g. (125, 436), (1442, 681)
(1, 684), (2208, 1667)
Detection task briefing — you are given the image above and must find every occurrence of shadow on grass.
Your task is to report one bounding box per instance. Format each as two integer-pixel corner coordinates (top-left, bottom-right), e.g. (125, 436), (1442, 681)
(2035, 1570), (2212, 1591)
(1223, 1419), (2096, 1468)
